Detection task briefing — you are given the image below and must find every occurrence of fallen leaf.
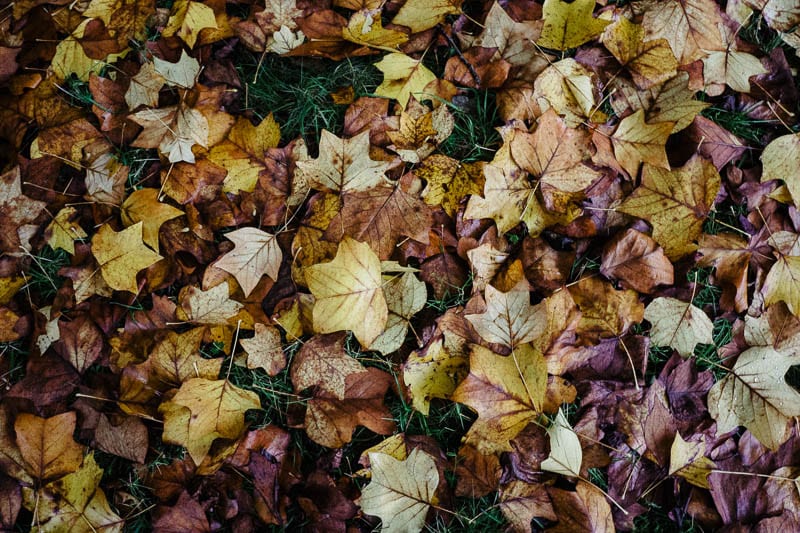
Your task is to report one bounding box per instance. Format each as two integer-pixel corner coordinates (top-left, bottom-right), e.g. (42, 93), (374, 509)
(602, 16), (678, 89)
(214, 227), (282, 297)
(153, 50), (200, 88)
(611, 109), (673, 177)
(547, 481), (614, 533)
(391, 0), (461, 33)
(642, 0), (724, 64)
(91, 222), (163, 293)
(403, 339), (469, 416)
(160, 377), (261, 465)
(15, 411), (84, 482)
(295, 130), (389, 193)
(452, 343), (547, 453)
(618, 155), (721, 260)
(499, 480), (557, 532)
(600, 228), (674, 294)
(761, 133), (800, 207)
(45, 207), (87, 255)
(120, 188), (184, 251)
(541, 408), (582, 477)
(130, 103), (209, 164)
(537, 0), (609, 51)
(374, 53), (437, 108)
(176, 282), (244, 325)
(644, 297), (714, 358)
(343, 9), (408, 49)
(240, 323), (286, 375)
(668, 433), (715, 488)
(359, 448), (439, 533)
(306, 237), (388, 347)
(369, 272), (427, 354)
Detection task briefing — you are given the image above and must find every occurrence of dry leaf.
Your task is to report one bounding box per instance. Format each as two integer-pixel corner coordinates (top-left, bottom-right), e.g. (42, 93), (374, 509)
(215, 227), (282, 297)
(91, 222), (163, 293)
(644, 297), (714, 358)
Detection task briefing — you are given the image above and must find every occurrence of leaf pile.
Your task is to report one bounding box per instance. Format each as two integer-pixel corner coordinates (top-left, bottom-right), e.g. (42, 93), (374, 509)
(1, 0), (800, 531)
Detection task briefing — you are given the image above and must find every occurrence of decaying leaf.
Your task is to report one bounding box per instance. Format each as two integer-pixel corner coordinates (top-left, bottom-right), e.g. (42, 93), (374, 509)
(644, 297), (714, 358)
(91, 222), (163, 293)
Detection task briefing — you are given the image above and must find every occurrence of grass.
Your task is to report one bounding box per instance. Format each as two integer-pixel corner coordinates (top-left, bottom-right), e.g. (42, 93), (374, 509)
(632, 501), (706, 533)
(22, 245), (70, 301)
(425, 493), (506, 532)
(0, 340), (27, 388)
(438, 89), (502, 162)
(236, 53), (382, 152)
(115, 147), (160, 192)
(425, 272), (473, 313)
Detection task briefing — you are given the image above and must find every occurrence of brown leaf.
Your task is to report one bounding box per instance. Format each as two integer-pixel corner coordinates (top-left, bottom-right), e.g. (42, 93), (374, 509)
(547, 481), (614, 533)
(600, 228), (674, 294)
(14, 411), (83, 482)
(153, 490), (211, 533)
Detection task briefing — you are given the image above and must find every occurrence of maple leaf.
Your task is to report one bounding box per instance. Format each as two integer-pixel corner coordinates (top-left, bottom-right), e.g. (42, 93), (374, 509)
(644, 297), (714, 358)
(160, 377), (261, 465)
(702, 23), (767, 95)
(547, 481), (614, 533)
(14, 412), (84, 482)
(391, 0), (462, 33)
(668, 433), (715, 488)
(403, 338), (469, 416)
(466, 277), (543, 349)
(176, 282), (244, 325)
(91, 222), (163, 293)
(697, 233), (752, 312)
(417, 155), (484, 217)
(304, 367), (396, 448)
(388, 99), (453, 163)
(374, 53), (437, 108)
(762, 255), (800, 316)
(295, 130), (389, 193)
(214, 227), (282, 297)
(499, 481), (557, 532)
(125, 62), (165, 110)
(541, 409), (582, 477)
(452, 343), (547, 453)
(761, 133), (800, 207)
(45, 206), (87, 255)
(530, 59), (602, 128)
(324, 180), (432, 260)
(359, 448), (439, 533)
(641, 0), (725, 64)
(290, 333), (365, 400)
(209, 114), (281, 194)
(306, 237), (388, 347)
(537, 0), (610, 51)
(240, 323), (286, 375)
(601, 17), (678, 90)
(611, 109), (673, 177)
(618, 155), (721, 260)
(0, 166), (47, 254)
(569, 277), (644, 343)
(132, 327), (221, 388)
(343, 9), (408, 50)
(600, 228), (674, 294)
(130, 103), (209, 164)
(611, 73), (709, 134)
(708, 346), (800, 450)
(120, 188), (184, 251)
(23, 454), (123, 533)
(369, 272), (427, 354)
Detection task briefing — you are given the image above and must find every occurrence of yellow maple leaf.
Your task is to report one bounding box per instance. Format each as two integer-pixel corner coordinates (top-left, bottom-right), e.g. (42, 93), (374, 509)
(91, 222), (163, 293)
(343, 9), (408, 50)
(120, 188), (184, 251)
(391, 0), (462, 33)
(601, 17), (678, 90)
(214, 227), (282, 297)
(45, 207), (87, 255)
(159, 377), (261, 465)
(618, 155), (721, 260)
(295, 130), (389, 193)
(611, 109), (674, 177)
(537, 0), (610, 51)
(305, 237), (388, 347)
(374, 53), (437, 107)
(761, 133), (800, 206)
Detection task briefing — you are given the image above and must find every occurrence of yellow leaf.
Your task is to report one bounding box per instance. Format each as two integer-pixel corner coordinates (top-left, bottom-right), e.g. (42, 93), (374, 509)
(391, 0), (462, 33)
(761, 133), (800, 207)
(295, 129), (389, 193)
(537, 0), (610, 51)
(466, 276), (543, 349)
(153, 49), (200, 88)
(306, 237), (388, 347)
(45, 207), (87, 255)
(359, 448), (439, 533)
(130, 104), (209, 163)
(212, 114), (280, 194)
(177, 282), (244, 325)
(417, 154), (484, 216)
(160, 378), (261, 465)
(125, 62), (164, 110)
(120, 188), (184, 251)
(368, 272), (427, 354)
(763, 256), (800, 315)
(601, 17), (678, 89)
(51, 20), (127, 81)
(15, 411), (84, 482)
(618, 155), (721, 260)
(668, 433), (715, 488)
(239, 323), (286, 375)
(531, 58), (602, 128)
(611, 109), (673, 177)
(452, 343), (547, 453)
(541, 408), (582, 477)
(214, 227), (282, 297)
(642, 0), (725, 64)
(343, 9), (408, 49)
(24, 454), (123, 533)
(708, 346), (800, 450)
(176, 1), (218, 48)
(374, 53), (437, 108)
(644, 297), (714, 357)
(703, 49), (767, 95)
(403, 338), (468, 415)
(91, 222), (163, 293)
